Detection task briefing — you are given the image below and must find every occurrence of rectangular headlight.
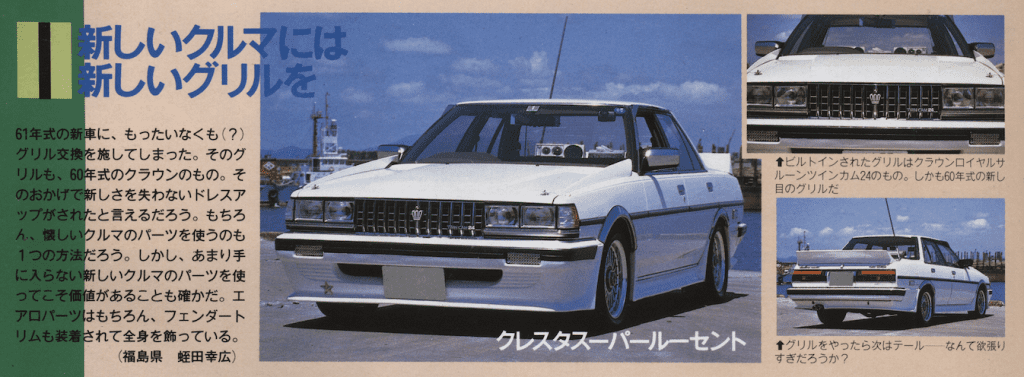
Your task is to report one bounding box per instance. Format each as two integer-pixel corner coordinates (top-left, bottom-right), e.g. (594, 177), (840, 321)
(522, 206), (556, 228)
(747, 85), (773, 106)
(295, 200), (324, 221)
(774, 86), (806, 107)
(943, 87), (975, 109)
(975, 87), (1004, 108)
(485, 205), (518, 227)
(325, 201), (354, 223)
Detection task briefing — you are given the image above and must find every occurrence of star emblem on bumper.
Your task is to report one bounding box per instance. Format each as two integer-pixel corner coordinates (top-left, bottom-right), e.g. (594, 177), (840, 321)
(320, 281), (333, 296)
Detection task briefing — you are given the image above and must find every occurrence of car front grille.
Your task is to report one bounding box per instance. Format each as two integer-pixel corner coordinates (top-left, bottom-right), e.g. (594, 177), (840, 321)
(807, 84), (941, 120)
(353, 199), (485, 237)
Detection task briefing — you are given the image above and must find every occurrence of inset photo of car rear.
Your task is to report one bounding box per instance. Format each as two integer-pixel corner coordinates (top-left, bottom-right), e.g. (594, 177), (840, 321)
(776, 198), (1005, 336)
(746, 15), (1004, 154)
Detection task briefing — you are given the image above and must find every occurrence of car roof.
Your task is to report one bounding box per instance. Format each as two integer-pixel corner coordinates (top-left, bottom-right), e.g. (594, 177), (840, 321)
(851, 235), (947, 242)
(456, 99), (667, 111)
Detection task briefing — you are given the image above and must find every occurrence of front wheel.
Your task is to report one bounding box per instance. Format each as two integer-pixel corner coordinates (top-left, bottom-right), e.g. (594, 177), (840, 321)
(702, 227), (729, 301)
(969, 287), (988, 318)
(595, 234), (630, 326)
(913, 290), (934, 326)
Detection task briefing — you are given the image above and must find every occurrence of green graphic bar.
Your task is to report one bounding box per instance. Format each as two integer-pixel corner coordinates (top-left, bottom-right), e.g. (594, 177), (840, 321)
(16, 21), (71, 99)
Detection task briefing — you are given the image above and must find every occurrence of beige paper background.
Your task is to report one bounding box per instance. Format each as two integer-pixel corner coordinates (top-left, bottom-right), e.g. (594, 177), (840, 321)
(82, 0), (1021, 375)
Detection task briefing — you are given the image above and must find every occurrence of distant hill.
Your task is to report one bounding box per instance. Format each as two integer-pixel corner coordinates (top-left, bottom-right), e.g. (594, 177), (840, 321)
(261, 146), (312, 159)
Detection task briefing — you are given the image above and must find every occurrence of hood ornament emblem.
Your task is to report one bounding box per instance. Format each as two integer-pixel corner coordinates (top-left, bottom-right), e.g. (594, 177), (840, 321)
(869, 86), (882, 119)
(411, 206), (424, 221)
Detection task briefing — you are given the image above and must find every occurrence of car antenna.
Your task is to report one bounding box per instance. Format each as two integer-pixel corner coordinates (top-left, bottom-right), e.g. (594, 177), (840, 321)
(884, 198), (896, 236)
(540, 15), (568, 145)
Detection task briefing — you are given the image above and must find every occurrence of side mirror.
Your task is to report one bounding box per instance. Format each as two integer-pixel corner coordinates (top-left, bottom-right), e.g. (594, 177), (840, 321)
(378, 144), (409, 160)
(956, 259), (974, 268)
(755, 41), (784, 57)
(971, 42), (995, 59)
(641, 148), (679, 173)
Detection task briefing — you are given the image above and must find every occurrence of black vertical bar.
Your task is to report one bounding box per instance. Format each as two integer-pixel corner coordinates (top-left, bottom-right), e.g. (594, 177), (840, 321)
(38, 22), (51, 100)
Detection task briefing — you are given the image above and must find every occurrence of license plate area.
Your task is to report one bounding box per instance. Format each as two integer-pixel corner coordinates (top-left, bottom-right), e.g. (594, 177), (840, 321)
(828, 271), (855, 286)
(382, 266), (446, 301)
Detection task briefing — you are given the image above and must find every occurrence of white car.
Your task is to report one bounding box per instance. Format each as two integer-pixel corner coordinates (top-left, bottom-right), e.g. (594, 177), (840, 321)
(747, 15), (1004, 154)
(788, 235), (992, 326)
(276, 99), (747, 325)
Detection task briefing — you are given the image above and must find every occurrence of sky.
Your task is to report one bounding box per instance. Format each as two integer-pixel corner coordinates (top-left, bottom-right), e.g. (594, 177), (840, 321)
(747, 15), (1004, 66)
(776, 198), (1005, 262)
(260, 13), (741, 154)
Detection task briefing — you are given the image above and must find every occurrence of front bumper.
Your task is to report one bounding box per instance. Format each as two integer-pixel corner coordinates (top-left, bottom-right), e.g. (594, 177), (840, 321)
(787, 286), (916, 312)
(747, 118), (1004, 154)
(275, 233), (603, 312)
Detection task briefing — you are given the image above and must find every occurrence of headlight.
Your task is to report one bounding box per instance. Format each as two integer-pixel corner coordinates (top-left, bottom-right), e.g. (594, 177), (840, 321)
(522, 206), (556, 228)
(557, 205), (579, 229)
(975, 88), (1004, 108)
(774, 86), (806, 107)
(747, 85), (773, 106)
(485, 205), (518, 227)
(943, 87), (974, 109)
(325, 201), (354, 223)
(294, 199), (324, 221)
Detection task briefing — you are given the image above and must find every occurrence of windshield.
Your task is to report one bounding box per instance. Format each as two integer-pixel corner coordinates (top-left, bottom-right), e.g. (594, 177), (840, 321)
(843, 236), (920, 259)
(781, 15), (970, 57)
(402, 104), (631, 166)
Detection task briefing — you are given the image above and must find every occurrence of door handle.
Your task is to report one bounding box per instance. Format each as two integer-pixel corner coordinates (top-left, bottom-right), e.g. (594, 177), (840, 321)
(931, 268), (936, 273)
(677, 185), (685, 196)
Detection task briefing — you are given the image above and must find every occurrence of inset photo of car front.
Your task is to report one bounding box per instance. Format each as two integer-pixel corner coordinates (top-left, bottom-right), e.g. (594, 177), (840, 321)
(746, 15), (1004, 154)
(776, 198), (1005, 336)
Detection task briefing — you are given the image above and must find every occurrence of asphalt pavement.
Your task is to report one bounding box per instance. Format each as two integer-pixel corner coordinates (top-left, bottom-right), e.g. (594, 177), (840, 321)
(260, 239), (761, 362)
(776, 296), (1005, 337)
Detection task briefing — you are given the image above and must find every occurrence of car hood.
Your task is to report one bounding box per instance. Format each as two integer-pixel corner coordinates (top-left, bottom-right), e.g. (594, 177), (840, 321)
(748, 53), (1003, 85)
(291, 158), (632, 203)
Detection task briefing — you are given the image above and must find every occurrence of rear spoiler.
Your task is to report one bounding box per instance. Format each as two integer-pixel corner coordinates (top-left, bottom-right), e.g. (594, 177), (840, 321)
(797, 250), (895, 266)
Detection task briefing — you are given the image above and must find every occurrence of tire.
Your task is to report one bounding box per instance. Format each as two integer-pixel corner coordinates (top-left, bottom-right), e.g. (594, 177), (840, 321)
(816, 309), (847, 326)
(913, 289), (934, 326)
(703, 227), (729, 301)
(316, 302), (377, 320)
(595, 233), (630, 326)
(969, 286), (988, 318)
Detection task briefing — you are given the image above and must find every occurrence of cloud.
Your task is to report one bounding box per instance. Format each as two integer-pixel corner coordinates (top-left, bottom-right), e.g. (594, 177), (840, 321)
(896, 215), (909, 222)
(787, 227), (809, 237)
(921, 223), (944, 231)
(387, 82), (425, 97)
(976, 212), (989, 218)
(774, 31), (790, 40)
(589, 81), (727, 104)
(453, 58), (496, 72)
(819, 227), (833, 236)
(963, 218), (989, 229)
(339, 87), (372, 103)
(442, 74), (504, 90)
(839, 227), (856, 236)
(510, 51), (550, 75)
(384, 37), (451, 54)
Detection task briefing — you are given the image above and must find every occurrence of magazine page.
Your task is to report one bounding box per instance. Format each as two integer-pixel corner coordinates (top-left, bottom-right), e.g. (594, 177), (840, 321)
(0, 0), (1017, 375)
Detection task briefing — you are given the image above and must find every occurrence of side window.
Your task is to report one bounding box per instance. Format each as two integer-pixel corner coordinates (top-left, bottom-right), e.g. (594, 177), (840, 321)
(656, 113), (702, 172)
(937, 242), (960, 267)
(923, 240), (947, 266)
(634, 115), (656, 151)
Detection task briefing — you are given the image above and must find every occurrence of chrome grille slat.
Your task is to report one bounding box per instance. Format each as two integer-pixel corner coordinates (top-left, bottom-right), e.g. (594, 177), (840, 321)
(355, 199), (484, 237)
(805, 83), (940, 120)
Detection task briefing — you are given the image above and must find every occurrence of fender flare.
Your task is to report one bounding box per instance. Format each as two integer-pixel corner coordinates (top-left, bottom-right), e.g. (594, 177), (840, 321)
(597, 206), (637, 251)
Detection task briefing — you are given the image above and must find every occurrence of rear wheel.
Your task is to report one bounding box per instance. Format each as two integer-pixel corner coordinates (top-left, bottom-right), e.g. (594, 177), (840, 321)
(316, 302), (377, 320)
(595, 234), (630, 326)
(969, 287), (988, 318)
(914, 290), (934, 326)
(816, 309), (847, 326)
(703, 227), (729, 301)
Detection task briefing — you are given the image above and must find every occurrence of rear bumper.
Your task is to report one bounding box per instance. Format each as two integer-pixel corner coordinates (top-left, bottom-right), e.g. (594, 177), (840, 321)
(788, 286), (917, 312)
